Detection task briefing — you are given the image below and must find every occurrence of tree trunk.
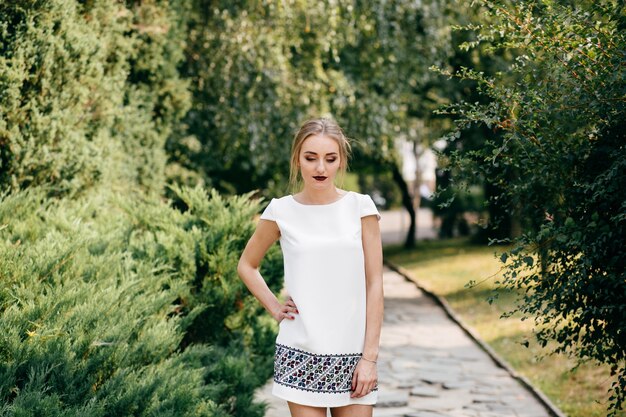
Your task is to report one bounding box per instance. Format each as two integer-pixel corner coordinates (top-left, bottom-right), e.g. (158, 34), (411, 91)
(390, 161), (416, 248)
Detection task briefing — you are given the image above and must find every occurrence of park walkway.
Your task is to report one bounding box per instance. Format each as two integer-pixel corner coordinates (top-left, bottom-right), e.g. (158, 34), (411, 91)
(255, 266), (555, 417)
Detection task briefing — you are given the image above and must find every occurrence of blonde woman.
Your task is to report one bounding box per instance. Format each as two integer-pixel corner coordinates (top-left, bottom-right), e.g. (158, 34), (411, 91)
(237, 118), (384, 417)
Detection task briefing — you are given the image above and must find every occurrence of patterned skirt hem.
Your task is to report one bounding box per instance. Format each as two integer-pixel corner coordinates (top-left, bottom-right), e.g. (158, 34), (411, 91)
(274, 343), (379, 394)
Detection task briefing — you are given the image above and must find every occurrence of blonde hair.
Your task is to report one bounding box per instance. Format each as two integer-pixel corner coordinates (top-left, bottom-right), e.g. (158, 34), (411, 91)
(289, 118), (352, 193)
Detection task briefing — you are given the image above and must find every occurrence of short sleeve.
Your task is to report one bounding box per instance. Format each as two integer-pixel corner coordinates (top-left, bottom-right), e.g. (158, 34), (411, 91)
(259, 198), (277, 221)
(360, 194), (381, 221)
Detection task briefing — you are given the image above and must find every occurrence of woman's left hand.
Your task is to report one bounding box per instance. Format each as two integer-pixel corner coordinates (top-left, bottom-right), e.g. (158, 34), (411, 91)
(350, 358), (378, 398)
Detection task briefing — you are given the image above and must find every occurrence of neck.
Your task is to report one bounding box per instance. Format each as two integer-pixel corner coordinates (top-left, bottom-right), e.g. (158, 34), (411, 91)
(298, 187), (343, 204)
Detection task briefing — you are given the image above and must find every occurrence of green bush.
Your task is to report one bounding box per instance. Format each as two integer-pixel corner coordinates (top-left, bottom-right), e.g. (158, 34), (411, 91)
(0, 0), (190, 196)
(0, 186), (282, 416)
(437, 1), (626, 413)
(1, 1), (286, 415)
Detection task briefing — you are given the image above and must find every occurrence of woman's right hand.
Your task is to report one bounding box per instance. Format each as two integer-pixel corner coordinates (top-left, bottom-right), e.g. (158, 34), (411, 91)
(272, 296), (298, 323)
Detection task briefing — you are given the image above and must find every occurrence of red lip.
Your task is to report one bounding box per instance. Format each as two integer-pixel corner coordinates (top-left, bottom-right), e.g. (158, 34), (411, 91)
(313, 176), (327, 180)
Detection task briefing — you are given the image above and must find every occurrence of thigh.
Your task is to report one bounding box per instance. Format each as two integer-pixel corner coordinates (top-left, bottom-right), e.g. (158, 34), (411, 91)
(330, 404), (372, 417)
(287, 401), (327, 417)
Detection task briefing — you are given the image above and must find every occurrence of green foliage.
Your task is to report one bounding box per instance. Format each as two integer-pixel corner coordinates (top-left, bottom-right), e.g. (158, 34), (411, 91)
(168, 2), (329, 196)
(437, 0), (626, 413)
(0, 186), (282, 416)
(121, 184), (283, 367)
(1, 1), (289, 415)
(428, 0), (521, 243)
(0, 0), (190, 196)
(166, 1), (471, 196)
(328, 0), (454, 165)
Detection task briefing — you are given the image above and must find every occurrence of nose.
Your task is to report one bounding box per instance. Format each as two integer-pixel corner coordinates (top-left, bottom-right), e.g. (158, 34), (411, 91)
(316, 159), (325, 173)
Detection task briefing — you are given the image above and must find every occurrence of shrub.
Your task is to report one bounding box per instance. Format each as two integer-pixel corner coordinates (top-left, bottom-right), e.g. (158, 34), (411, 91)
(0, 186), (282, 416)
(437, 1), (626, 413)
(0, 0), (190, 196)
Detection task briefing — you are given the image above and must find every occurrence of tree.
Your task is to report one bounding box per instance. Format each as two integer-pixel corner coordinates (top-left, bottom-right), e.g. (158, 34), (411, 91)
(168, 2), (336, 197)
(170, 1), (490, 250)
(326, 0), (466, 247)
(438, 1), (626, 413)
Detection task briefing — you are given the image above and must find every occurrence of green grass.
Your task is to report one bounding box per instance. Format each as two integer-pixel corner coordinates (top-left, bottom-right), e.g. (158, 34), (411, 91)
(384, 237), (622, 417)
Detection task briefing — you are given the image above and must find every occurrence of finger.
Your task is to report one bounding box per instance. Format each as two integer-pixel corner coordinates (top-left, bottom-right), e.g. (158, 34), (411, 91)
(358, 375), (375, 397)
(354, 380), (367, 398)
(284, 305), (298, 315)
(282, 308), (295, 320)
(351, 372), (358, 395)
(352, 370), (366, 397)
(368, 382), (376, 394)
(369, 376), (378, 393)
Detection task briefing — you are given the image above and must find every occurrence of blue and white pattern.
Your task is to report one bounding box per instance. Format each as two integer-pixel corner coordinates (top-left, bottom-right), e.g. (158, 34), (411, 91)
(274, 343), (378, 393)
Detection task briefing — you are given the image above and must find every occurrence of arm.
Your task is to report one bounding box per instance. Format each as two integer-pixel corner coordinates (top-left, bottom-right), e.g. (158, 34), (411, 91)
(351, 214), (384, 398)
(237, 218), (297, 323)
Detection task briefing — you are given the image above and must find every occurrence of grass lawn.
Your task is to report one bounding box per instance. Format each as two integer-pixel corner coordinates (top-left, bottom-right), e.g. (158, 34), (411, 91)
(384, 237), (621, 417)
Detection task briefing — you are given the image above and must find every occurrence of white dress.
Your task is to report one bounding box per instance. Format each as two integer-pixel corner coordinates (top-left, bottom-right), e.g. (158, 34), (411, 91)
(259, 190), (381, 407)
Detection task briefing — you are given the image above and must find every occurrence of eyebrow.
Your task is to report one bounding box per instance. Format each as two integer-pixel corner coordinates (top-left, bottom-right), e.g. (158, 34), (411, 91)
(303, 151), (338, 156)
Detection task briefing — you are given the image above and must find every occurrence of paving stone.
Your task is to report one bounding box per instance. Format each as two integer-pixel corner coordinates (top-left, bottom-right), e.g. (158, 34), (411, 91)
(407, 394), (472, 411)
(442, 381), (475, 390)
(391, 358), (422, 370)
(418, 371), (462, 385)
(462, 403), (492, 412)
(477, 412), (517, 417)
(469, 387), (501, 396)
(471, 377), (513, 389)
(376, 391), (410, 407)
(452, 352), (484, 362)
(498, 394), (531, 405)
(415, 362), (460, 373)
(409, 386), (440, 398)
(372, 406), (416, 417)
(472, 394), (502, 404)
(447, 409), (480, 417)
(514, 413), (557, 417)
(391, 371), (424, 381)
(404, 411), (448, 417)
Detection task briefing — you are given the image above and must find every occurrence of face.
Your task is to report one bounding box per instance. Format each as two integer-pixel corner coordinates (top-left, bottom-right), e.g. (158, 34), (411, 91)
(298, 134), (341, 190)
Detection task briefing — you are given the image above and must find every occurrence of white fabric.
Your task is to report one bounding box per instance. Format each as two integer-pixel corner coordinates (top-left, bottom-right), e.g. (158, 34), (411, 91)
(259, 191), (381, 407)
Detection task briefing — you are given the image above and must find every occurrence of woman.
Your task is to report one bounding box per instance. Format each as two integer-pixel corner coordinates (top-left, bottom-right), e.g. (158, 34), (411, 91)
(237, 118), (384, 417)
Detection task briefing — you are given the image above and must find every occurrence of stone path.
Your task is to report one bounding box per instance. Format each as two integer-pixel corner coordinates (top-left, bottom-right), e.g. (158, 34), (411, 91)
(255, 267), (555, 417)
(379, 208), (438, 245)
